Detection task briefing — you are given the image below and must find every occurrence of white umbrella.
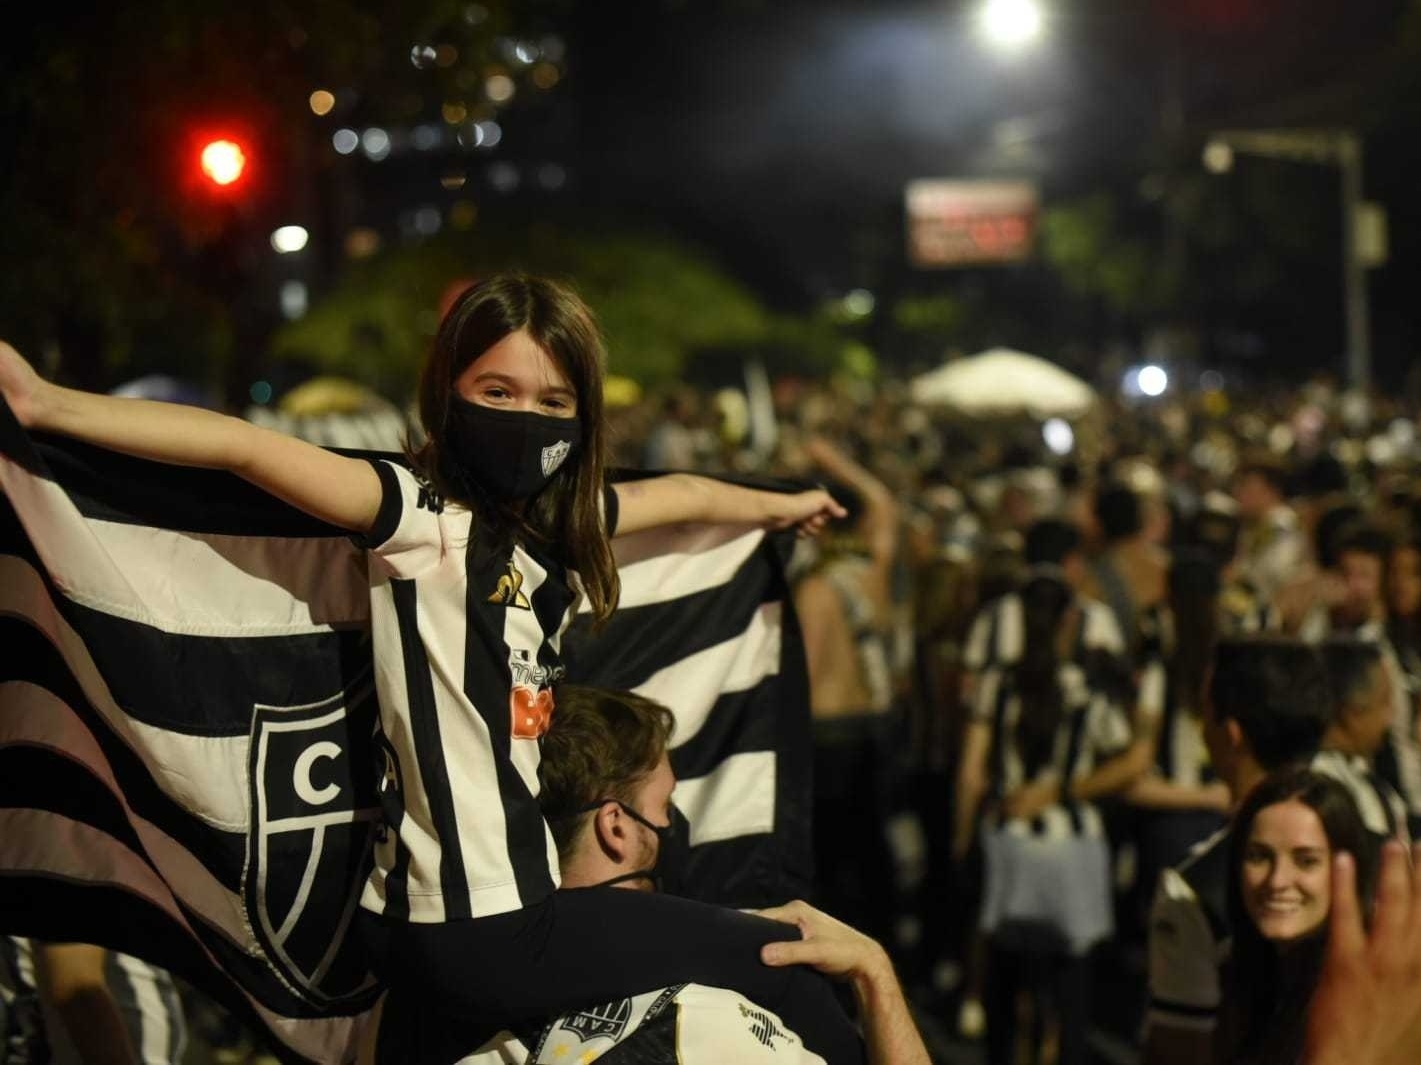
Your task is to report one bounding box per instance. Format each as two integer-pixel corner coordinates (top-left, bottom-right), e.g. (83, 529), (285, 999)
(910, 347), (1096, 419)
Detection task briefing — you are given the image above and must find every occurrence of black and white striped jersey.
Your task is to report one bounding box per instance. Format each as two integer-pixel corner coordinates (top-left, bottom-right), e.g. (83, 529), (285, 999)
(964, 591), (1126, 675)
(1310, 748), (1411, 845)
(359, 460), (615, 923)
(0, 940), (186, 1065)
(1137, 657), (1217, 789)
(973, 660), (1134, 840)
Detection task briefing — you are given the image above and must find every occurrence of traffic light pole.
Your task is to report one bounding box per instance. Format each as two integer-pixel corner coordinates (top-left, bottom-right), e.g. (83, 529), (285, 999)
(1338, 133), (1372, 393)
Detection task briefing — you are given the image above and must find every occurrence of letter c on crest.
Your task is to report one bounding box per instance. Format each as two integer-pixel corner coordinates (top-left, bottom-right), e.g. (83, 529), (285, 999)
(293, 741), (343, 806)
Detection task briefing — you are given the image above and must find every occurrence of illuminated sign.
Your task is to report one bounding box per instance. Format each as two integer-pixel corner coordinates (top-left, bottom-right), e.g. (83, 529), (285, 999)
(905, 180), (1039, 267)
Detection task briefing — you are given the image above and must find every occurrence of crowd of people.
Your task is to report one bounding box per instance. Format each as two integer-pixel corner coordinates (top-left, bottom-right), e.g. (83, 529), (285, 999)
(5, 277), (1421, 1064)
(614, 368), (1421, 1063)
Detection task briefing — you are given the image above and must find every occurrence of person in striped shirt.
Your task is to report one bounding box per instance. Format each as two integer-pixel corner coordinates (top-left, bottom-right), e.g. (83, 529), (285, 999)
(955, 556), (1148, 1065)
(0, 275), (850, 1063)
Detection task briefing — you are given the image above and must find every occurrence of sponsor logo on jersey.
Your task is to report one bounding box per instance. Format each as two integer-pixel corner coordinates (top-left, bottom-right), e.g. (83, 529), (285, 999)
(244, 684), (381, 1008)
(738, 1002), (791, 1049)
(541, 439), (571, 477)
(487, 560), (532, 609)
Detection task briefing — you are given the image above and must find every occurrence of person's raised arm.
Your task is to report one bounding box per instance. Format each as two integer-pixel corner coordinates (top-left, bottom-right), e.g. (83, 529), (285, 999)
(611, 472), (844, 538)
(802, 435), (899, 569)
(35, 944), (139, 1065)
(756, 900), (930, 1065)
(2, 341), (381, 533)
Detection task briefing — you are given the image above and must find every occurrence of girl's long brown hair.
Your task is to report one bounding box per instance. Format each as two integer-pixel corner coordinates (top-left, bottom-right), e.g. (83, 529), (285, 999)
(407, 274), (619, 622)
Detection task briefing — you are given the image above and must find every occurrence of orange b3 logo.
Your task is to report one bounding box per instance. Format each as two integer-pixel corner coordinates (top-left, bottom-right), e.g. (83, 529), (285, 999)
(511, 684), (555, 739)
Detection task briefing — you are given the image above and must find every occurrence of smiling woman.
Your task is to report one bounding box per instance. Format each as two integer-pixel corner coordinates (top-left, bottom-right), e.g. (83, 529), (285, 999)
(1218, 768), (1381, 1065)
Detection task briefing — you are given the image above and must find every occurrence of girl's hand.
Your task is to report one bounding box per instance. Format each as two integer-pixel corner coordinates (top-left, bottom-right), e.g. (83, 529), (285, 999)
(768, 488), (846, 537)
(0, 341), (48, 428)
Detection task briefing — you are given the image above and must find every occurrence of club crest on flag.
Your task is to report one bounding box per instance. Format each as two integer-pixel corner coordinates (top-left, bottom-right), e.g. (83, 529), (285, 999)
(541, 439), (571, 477)
(244, 683), (382, 1008)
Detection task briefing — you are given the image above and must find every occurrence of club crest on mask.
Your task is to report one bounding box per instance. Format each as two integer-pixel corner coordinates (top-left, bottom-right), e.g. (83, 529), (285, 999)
(541, 439), (572, 477)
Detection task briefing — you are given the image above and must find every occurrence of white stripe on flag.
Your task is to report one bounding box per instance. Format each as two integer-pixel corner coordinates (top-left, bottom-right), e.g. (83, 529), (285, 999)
(0, 458), (368, 636)
(2, 557), (252, 830)
(634, 601), (782, 746)
(674, 751), (776, 847)
(1, 680), (253, 945)
(604, 524), (765, 610)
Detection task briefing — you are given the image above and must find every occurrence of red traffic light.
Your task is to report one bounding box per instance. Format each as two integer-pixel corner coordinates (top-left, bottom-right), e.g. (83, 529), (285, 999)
(199, 139), (247, 187)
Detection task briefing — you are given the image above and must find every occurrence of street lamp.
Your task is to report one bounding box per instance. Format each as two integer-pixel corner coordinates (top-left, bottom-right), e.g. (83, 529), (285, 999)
(1202, 129), (1379, 391)
(979, 0), (1045, 49)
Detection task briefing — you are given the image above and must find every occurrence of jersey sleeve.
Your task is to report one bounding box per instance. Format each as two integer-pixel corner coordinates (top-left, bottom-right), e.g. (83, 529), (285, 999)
(963, 604), (995, 673)
(1145, 869), (1222, 1034)
(356, 459), (449, 579)
(1137, 658), (1167, 732)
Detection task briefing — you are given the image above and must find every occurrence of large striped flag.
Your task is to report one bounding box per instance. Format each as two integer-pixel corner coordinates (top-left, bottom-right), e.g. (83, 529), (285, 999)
(0, 397), (811, 1063)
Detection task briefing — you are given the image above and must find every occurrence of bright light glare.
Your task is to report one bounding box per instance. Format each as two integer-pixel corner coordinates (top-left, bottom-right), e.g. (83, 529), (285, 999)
(843, 289), (875, 317)
(308, 90), (335, 116)
(200, 140), (246, 186)
(270, 225), (310, 254)
(332, 128), (359, 155)
(362, 127), (391, 161)
(1139, 364), (1169, 397)
(280, 281), (308, 321)
(1042, 418), (1074, 455)
(980, 0), (1044, 48)
(1203, 140), (1234, 174)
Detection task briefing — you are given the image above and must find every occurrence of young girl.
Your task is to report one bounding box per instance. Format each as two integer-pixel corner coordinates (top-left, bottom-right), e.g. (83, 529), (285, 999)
(1218, 768), (1381, 1065)
(0, 275), (858, 1062)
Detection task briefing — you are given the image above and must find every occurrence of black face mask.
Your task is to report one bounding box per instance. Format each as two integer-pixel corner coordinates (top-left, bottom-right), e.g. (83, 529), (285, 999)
(581, 800), (690, 895)
(443, 396), (581, 501)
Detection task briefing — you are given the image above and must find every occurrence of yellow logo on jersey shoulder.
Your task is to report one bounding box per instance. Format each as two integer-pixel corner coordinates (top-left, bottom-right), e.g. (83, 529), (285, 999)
(488, 560), (532, 609)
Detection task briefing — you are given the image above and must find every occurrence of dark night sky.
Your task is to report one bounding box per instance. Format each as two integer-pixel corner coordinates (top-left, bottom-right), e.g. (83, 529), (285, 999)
(531, 0), (1419, 376)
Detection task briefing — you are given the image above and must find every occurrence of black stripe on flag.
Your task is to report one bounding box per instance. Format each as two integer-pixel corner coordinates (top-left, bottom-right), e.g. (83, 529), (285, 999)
(3, 615), (249, 890)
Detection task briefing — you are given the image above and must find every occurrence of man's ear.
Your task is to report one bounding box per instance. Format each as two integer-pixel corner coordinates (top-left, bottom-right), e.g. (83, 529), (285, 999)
(593, 802), (633, 863)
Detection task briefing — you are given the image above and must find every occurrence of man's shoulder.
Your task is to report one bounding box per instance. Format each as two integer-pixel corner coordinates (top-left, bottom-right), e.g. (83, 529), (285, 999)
(1172, 827), (1232, 942)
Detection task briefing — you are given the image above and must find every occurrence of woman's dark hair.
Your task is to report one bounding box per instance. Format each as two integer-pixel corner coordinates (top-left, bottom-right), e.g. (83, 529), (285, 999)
(408, 274), (618, 622)
(1012, 574), (1075, 777)
(1218, 768), (1380, 1065)
(1168, 550), (1221, 719)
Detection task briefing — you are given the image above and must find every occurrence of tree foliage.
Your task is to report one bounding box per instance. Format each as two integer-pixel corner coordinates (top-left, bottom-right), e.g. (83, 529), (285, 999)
(269, 223), (776, 394)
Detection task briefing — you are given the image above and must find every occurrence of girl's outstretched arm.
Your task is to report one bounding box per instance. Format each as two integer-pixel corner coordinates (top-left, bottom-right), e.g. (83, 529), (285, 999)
(611, 472), (845, 538)
(1, 341), (382, 533)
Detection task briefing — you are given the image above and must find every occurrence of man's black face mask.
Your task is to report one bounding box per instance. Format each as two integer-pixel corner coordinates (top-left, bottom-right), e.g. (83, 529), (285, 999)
(581, 800), (690, 895)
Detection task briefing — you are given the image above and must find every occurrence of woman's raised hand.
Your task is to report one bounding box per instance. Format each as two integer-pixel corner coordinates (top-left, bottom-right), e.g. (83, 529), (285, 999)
(0, 341), (48, 429)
